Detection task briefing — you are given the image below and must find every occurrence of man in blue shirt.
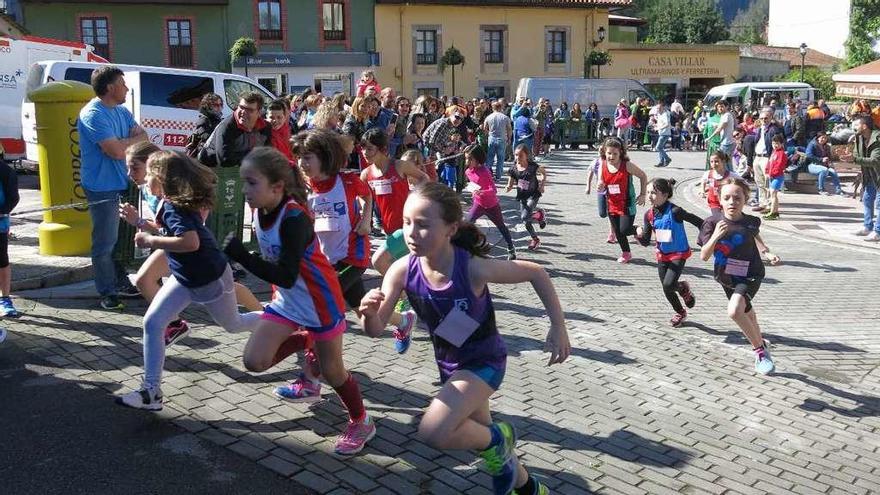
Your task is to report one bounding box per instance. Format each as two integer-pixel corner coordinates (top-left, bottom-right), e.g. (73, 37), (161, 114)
(77, 66), (147, 310)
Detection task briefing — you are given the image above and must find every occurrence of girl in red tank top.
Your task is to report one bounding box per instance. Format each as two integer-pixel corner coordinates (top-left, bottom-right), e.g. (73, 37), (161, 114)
(597, 137), (648, 263)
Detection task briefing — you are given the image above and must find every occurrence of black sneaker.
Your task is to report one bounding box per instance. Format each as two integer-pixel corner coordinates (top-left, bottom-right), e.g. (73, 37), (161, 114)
(99, 295), (125, 311)
(116, 280), (140, 298)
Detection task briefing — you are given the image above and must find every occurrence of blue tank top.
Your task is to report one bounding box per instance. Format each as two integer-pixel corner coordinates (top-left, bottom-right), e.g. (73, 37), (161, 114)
(404, 247), (507, 381)
(651, 202), (690, 254)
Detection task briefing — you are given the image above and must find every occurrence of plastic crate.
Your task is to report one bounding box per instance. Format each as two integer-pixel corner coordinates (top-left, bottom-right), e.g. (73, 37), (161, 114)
(206, 166), (245, 244)
(112, 182), (140, 266)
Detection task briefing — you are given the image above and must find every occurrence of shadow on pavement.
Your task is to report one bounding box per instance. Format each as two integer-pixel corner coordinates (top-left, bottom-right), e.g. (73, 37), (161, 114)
(682, 320), (865, 353)
(774, 372), (880, 418)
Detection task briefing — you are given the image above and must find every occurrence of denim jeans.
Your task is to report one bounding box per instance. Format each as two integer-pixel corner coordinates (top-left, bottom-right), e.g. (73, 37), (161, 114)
(85, 188), (124, 297)
(806, 163), (841, 192)
(656, 135), (670, 164)
(863, 182), (880, 233)
(487, 137), (507, 178)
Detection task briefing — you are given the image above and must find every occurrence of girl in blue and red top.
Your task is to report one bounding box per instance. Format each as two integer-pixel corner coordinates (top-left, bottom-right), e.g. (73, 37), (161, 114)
(763, 134), (787, 220)
(223, 146), (374, 456)
(636, 178), (704, 327)
(359, 182), (570, 495)
(596, 137), (647, 263)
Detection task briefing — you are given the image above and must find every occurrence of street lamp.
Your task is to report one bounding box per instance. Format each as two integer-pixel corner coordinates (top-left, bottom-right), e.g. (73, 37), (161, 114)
(799, 43), (807, 83)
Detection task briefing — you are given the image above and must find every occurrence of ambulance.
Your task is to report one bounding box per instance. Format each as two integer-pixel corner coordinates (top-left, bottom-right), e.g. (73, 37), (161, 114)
(22, 60), (276, 162)
(0, 35), (106, 160)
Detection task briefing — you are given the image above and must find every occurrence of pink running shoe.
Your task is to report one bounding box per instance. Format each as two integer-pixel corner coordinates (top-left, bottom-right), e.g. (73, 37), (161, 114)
(670, 311), (687, 327)
(617, 252), (632, 264)
(606, 233), (617, 244)
(164, 319), (190, 347)
(335, 415), (376, 455)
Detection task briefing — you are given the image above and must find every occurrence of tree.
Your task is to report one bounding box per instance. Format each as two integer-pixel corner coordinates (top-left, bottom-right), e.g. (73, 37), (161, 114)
(776, 67), (835, 100)
(438, 46), (465, 96)
(729, 0), (769, 44)
(845, 0), (880, 69)
(229, 37), (257, 77)
(645, 0), (729, 44)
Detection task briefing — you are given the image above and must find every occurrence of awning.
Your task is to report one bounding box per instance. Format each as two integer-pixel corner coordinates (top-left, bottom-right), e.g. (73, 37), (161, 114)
(833, 59), (880, 99)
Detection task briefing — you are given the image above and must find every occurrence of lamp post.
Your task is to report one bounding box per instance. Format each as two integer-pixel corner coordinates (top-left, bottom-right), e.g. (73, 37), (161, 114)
(799, 43), (807, 83)
(587, 26), (607, 79)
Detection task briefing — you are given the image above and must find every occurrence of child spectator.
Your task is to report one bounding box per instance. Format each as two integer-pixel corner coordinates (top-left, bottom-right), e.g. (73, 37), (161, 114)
(763, 134), (787, 220)
(356, 70), (381, 97)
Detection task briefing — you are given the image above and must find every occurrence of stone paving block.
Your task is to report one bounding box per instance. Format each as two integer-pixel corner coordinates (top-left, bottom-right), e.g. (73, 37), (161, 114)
(293, 468), (341, 494)
(258, 454), (301, 478)
(334, 466), (379, 492)
(375, 472), (420, 495)
(228, 439), (269, 461)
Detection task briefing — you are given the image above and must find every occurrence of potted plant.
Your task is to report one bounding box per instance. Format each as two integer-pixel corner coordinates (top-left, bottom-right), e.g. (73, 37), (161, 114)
(439, 46), (466, 96)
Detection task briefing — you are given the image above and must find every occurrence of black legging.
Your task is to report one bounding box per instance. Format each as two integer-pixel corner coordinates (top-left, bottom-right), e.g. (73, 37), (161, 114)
(608, 214), (636, 252)
(519, 196), (541, 238)
(658, 259), (687, 313)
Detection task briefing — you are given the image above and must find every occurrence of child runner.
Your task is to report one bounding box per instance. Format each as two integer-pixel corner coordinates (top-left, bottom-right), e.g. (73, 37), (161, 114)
(585, 143), (617, 244)
(0, 154), (20, 318)
(359, 182), (570, 495)
(763, 134), (787, 220)
(120, 142), (262, 346)
(699, 150), (738, 216)
(698, 177), (781, 375)
(464, 143), (516, 260)
(635, 178), (703, 327)
(223, 146), (375, 454)
(401, 149), (436, 185)
(596, 137), (647, 263)
(505, 144), (547, 251)
(116, 151), (255, 410)
(360, 128), (429, 235)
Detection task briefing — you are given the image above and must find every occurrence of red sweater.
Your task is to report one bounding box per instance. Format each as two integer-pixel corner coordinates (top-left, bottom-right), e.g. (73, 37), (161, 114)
(765, 149), (788, 178)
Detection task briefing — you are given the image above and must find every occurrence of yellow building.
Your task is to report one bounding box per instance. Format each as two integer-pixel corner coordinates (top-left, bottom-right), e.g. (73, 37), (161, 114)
(374, 0), (622, 99)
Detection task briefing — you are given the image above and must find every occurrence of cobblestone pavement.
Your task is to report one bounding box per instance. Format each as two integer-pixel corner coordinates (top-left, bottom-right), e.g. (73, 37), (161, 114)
(4, 149), (880, 494)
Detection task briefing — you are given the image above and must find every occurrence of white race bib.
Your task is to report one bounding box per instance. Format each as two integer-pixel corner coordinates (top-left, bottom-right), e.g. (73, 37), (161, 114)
(314, 215), (341, 232)
(724, 258), (750, 277)
(607, 184), (622, 195)
(517, 179), (531, 191)
(372, 179), (393, 196)
(655, 229), (673, 243)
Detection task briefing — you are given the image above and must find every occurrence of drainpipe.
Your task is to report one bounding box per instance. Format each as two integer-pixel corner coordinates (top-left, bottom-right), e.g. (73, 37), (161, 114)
(399, 6), (405, 96)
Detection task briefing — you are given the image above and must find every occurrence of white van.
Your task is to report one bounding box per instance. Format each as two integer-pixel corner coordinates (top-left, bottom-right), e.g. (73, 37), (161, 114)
(702, 82), (816, 110)
(0, 36), (107, 159)
(22, 60), (276, 162)
(515, 77), (654, 120)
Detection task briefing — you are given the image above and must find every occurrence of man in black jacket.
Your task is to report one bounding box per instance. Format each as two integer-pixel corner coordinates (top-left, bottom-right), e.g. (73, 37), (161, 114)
(205, 92), (270, 167)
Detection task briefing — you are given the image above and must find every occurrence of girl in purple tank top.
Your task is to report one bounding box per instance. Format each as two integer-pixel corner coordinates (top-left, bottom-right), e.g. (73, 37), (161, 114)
(359, 182), (570, 495)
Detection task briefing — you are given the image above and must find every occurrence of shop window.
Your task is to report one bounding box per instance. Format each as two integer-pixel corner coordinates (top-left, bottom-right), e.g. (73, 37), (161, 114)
(483, 30), (503, 64)
(482, 86), (505, 99)
(322, 2), (345, 41)
(167, 19), (193, 68)
(547, 30), (566, 64)
(80, 17), (110, 60)
(416, 87), (439, 98)
(416, 29), (437, 65)
(258, 0), (282, 41)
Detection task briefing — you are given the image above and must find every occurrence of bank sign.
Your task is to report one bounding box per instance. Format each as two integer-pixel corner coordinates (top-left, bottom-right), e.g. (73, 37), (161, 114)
(630, 56), (722, 77)
(835, 82), (880, 99)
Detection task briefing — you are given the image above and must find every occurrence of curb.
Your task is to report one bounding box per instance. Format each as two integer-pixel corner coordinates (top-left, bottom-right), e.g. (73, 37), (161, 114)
(11, 263), (94, 292)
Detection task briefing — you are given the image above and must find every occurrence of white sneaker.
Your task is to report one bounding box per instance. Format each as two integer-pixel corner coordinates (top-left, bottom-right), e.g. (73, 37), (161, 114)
(116, 386), (163, 411)
(865, 232), (880, 242)
(854, 227), (871, 236)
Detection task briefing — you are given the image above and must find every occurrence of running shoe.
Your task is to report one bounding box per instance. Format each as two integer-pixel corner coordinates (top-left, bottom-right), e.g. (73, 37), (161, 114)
(164, 319), (190, 347)
(751, 205), (768, 213)
(670, 311), (687, 327)
(116, 279), (141, 298)
(865, 232), (880, 242)
(532, 209), (547, 229)
(678, 281), (695, 309)
(818, 191), (830, 196)
(762, 212), (779, 220)
(334, 415), (376, 455)
(274, 374), (323, 402)
(606, 233), (617, 244)
(479, 422), (518, 495)
(0, 297), (20, 318)
(507, 248), (517, 261)
(0, 327), (7, 344)
(533, 479), (550, 495)
(99, 295), (125, 311)
(394, 297), (412, 314)
(527, 237), (541, 251)
(854, 227), (871, 236)
(116, 386), (163, 411)
(617, 252), (632, 264)
(394, 310), (416, 354)
(754, 344), (775, 375)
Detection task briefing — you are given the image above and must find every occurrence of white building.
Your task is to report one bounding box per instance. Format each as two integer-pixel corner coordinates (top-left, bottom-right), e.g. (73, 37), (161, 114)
(767, 0), (851, 59)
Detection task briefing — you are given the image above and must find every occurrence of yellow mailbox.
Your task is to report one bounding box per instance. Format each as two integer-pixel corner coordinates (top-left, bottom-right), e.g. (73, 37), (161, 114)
(28, 81), (95, 256)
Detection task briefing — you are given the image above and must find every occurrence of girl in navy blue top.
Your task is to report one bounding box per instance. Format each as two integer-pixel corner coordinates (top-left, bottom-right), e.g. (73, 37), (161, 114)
(116, 151), (255, 411)
(635, 178), (704, 327)
(359, 182), (570, 495)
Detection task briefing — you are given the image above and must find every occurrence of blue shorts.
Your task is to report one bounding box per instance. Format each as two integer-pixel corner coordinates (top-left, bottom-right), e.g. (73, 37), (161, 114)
(769, 176), (785, 191)
(460, 364), (506, 391)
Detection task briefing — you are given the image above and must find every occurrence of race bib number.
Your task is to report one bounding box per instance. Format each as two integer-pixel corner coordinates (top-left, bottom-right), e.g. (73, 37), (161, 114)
(724, 258), (750, 277)
(434, 307), (481, 348)
(314, 215), (341, 232)
(372, 179), (393, 196)
(517, 179), (531, 191)
(607, 184), (621, 195)
(655, 229), (673, 243)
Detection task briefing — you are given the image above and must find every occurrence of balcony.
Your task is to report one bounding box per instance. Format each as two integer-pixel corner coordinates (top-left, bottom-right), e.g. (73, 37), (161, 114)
(416, 53), (436, 65)
(259, 29), (283, 41)
(484, 52), (503, 64)
(324, 30), (345, 41)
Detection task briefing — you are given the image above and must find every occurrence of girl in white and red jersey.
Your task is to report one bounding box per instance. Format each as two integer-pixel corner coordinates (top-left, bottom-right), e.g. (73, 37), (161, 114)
(596, 137), (648, 263)
(223, 146), (374, 456)
(699, 150), (738, 216)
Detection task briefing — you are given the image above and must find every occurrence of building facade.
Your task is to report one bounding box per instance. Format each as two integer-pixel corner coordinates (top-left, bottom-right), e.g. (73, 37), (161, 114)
(373, 0), (620, 99)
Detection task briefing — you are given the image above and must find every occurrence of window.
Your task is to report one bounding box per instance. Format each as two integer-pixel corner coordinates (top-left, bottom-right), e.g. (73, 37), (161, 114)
(167, 19), (193, 68)
(64, 68), (95, 85)
(140, 73), (213, 110)
(416, 87), (439, 98)
(483, 30), (503, 64)
(323, 2), (345, 41)
(482, 86), (505, 99)
(224, 79), (273, 111)
(81, 17), (110, 60)
(258, 0), (282, 40)
(548, 30), (566, 64)
(415, 30), (437, 65)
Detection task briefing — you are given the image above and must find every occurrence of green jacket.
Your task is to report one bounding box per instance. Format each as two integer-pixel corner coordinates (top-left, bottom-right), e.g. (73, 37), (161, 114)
(854, 129), (880, 187)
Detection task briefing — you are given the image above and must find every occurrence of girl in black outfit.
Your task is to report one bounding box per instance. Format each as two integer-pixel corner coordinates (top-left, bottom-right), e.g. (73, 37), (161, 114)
(505, 144), (547, 251)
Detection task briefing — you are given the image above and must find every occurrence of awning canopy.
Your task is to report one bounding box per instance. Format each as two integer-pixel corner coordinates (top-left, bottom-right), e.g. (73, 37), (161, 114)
(833, 59), (880, 99)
